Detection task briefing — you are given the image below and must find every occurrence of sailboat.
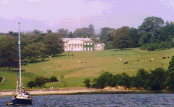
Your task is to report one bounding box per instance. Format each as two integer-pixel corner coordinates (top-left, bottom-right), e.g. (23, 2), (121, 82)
(7, 22), (32, 105)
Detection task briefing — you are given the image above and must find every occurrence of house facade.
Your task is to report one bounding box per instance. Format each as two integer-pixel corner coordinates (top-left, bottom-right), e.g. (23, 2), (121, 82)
(62, 38), (94, 52)
(94, 43), (105, 51)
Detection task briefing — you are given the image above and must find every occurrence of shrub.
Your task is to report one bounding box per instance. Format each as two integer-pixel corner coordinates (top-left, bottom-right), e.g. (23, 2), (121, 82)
(35, 76), (47, 87)
(84, 79), (91, 88)
(45, 77), (50, 82)
(140, 45), (146, 50)
(0, 76), (2, 83)
(131, 68), (149, 89)
(27, 81), (35, 88)
(149, 68), (166, 90)
(95, 72), (113, 89)
(50, 76), (58, 82)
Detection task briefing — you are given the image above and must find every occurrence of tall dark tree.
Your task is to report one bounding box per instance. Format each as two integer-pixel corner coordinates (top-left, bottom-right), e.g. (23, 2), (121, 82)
(68, 31), (73, 38)
(88, 24), (95, 37)
(43, 33), (64, 56)
(103, 30), (115, 49)
(113, 26), (131, 50)
(128, 27), (141, 47)
(47, 29), (52, 34)
(100, 27), (115, 40)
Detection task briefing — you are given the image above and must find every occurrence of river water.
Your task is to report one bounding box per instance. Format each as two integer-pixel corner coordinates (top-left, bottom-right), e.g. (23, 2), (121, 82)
(0, 94), (174, 107)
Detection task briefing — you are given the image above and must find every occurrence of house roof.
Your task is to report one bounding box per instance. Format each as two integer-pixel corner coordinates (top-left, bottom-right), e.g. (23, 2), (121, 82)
(94, 43), (105, 45)
(62, 38), (92, 42)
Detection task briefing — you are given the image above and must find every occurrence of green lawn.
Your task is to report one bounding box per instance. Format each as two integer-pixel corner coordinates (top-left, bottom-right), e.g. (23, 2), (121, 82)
(0, 48), (174, 89)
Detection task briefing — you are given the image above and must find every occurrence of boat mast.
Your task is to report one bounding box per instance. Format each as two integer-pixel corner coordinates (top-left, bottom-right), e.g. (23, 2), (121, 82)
(18, 22), (22, 95)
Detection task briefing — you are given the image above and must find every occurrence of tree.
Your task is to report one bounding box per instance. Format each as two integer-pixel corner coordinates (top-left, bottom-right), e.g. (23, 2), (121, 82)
(60, 74), (64, 82)
(113, 26), (131, 50)
(73, 27), (90, 38)
(168, 56), (174, 73)
(57, 28), (69, 38)
(84, 79), (91, 88)
(50, 76), (58, 82)
(23, 42), (46, 62)
(138, 16), (164, 45)
(95, 72), (113, 89)
(0, 35), (18, 70)
(33, 29), (42, 35)
(166, 71), (174, 90)
(103, 30), (115, 49)
(119, 73), (131, 88)
(27, 81), (35, 88)
(149, 68), (166, 90)
(128, 27), (141, 47)
(132, 68), (149, 89)
(88, 24), (95, 37)
(100, 27), (115, 40)
(47, 29), (52, 34)
(34, 76), (47, 87)
(43, 33), (64, 56)
(68, 31), (73, 38)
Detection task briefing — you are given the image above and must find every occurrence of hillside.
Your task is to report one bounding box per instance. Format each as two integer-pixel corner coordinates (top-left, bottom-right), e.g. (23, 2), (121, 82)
(0, 48), (174, 90)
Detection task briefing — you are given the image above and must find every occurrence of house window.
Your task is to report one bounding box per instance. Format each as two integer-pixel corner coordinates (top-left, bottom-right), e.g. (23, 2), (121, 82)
(90, 43), (92, 45)
(87, 43), (89, 45)
(84, 47), (86, 50)
(84, 43), (86, 45)
(88, 47), (89, 51)
(91, 47), (93, 50)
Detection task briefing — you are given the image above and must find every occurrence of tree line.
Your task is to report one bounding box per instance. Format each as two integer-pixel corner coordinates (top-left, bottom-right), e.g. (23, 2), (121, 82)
(0, 16), (174, 69)
(0, 32), (64, 70)
(84, 56), (174, 91)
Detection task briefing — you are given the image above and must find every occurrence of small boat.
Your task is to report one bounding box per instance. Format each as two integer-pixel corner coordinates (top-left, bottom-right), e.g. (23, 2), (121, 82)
(7, 22), (32, 105)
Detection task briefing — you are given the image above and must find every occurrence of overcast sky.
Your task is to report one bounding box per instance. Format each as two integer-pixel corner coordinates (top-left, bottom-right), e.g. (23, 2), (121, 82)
(0, 0), (174, 33)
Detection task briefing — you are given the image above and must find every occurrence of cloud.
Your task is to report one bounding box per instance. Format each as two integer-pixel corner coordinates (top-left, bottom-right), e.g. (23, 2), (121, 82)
(1, 0), (9, 4)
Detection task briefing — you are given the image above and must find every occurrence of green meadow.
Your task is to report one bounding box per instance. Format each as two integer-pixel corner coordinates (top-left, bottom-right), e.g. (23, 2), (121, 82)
(0, 48), (174, 90)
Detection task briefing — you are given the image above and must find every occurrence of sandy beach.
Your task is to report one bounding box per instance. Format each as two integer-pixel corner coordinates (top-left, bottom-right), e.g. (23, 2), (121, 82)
(0, 87), (143, 97)
(0, 89), (98, 96)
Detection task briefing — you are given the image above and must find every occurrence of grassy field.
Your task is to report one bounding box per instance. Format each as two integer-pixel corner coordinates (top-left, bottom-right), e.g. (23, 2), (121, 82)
(0, 48), (174, 90)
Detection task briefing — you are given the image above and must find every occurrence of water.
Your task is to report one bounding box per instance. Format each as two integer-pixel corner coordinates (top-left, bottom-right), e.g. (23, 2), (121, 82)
(1, 94), (174, 107)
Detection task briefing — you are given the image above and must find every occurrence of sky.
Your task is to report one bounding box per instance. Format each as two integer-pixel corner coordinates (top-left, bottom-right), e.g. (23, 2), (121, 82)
(0, 0), (174, 33)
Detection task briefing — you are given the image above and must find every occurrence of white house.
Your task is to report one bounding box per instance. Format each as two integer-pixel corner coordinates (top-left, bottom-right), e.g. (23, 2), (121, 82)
(62, 38), (93, 52)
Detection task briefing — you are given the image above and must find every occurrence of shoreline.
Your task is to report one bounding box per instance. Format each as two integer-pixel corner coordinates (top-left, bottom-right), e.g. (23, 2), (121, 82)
(1, 89), (174, 97)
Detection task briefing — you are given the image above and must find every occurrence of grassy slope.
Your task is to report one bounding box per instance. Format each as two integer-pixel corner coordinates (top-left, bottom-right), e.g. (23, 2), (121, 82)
(0, 48), (174, 89)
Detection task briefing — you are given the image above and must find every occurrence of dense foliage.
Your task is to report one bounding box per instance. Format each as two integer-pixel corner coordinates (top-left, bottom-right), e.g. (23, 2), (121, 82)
(50, 76), (58, 82)
(34, 76), (48, 87)
(84, 56), (174, 91)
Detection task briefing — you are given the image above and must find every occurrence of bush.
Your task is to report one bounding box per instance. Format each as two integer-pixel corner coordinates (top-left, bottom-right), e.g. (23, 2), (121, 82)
(95, 72), (113, 89)
(35, 76), (47, 87)
(149, 68), (166, 90)
(27, 81), (35, 88)
(0, 76), (2, 83)
(84, 79), (91, 88)
(45, 77), (50, 82)
(131, 68), (149, 89)
(50, 76), (58, 82)
(140, 45), (146, 50)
